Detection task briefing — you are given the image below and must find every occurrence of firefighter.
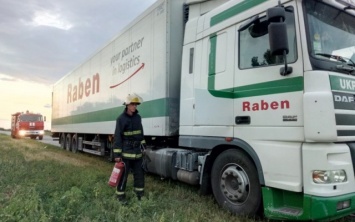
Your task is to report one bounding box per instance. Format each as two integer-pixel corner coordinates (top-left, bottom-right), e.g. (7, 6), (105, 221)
(113, 93), (146, 204)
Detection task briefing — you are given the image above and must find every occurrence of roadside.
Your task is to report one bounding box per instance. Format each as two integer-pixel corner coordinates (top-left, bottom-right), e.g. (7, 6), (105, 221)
(0, 134), (240, 222)
(0, 130), (60, 147)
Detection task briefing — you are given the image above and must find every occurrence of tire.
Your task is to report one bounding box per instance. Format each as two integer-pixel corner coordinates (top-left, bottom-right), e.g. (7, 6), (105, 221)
(106, 140), (114, 162)
(108, 147), (114, 162)
(66, 134), (72, 151)
(71, 135), (78, 153)
(39, 136), (43, 140)
(60, 133), (66, 149)
(211, 149), (261, 216)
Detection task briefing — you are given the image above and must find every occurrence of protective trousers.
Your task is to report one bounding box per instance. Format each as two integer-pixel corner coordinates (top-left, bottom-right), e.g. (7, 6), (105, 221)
(116, 158), (144, 199)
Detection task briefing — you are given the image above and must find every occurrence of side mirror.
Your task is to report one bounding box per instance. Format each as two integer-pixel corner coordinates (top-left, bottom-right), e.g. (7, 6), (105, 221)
(44, 116), (46, 122)
(268, 22), (288, 56)
(249, 20), (269, 38)
(239, 15), (260, 32)
(267, 6), (292, 76)
(267, 7), (285, 23)
(267, 7), (288, 56)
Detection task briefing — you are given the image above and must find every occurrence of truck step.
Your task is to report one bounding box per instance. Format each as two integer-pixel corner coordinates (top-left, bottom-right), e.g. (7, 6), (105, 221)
(82, 148), (103, 156)
(269, 207), (303, 217)
(83, 141), (101, 146)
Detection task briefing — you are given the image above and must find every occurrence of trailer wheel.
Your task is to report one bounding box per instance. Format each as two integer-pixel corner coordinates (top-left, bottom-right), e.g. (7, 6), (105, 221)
(71, 135), (78, 153)
(211, 149), (261, 216)
(60, 133), (66, 149)
(108, 148), (114, 162)
(66, 134), (72, 151)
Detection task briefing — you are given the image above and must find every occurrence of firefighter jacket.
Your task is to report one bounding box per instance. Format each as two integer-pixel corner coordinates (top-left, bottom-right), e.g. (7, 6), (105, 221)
(113, 109), (145, 159)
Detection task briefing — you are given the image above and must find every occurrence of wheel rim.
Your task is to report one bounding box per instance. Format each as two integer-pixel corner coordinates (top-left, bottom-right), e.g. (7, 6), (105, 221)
(220, 164), (250, 204)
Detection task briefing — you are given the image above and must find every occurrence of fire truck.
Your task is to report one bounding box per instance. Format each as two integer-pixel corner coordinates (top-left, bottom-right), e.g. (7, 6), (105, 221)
(11, 111), (45, 140)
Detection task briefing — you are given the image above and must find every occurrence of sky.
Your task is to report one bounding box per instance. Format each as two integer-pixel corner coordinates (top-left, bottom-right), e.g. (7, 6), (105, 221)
(0, 0), (157, 130)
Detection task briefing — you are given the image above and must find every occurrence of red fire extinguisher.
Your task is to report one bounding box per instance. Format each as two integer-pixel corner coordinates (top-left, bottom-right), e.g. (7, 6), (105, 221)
(108, 162), (125, 187)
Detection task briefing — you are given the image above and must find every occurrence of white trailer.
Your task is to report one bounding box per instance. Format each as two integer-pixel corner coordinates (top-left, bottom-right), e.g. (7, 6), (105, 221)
(52, 0), (355, 220)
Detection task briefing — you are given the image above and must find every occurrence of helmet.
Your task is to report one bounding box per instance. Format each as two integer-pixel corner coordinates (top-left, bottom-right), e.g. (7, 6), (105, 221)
(123, 93), (143, 105)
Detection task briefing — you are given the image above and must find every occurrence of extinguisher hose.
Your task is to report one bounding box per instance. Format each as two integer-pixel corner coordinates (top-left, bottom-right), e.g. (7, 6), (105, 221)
(118, 162), (127, 190)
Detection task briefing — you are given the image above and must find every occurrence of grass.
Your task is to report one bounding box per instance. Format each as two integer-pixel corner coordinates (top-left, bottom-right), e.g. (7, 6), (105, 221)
(0, 134), (255, 222)
(1, 134), (354, 222)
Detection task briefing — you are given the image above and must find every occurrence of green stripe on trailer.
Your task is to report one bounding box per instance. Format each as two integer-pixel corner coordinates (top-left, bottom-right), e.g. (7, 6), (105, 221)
(52, 98), (171, 125)
(210, 0), (267, 26)
(262, 187), (355, 221)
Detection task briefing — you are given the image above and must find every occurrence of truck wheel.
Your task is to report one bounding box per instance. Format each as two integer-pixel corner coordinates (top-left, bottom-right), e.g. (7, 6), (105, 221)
(71, 135), (78, 153)
(66, 134), (72, 151)
(39, 136), (43, 140)
(60, 133), (66, 149)
(211, 149), (261, 216)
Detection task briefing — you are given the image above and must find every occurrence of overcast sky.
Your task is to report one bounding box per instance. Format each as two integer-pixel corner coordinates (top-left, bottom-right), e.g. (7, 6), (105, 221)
(0, 0), (157, 129)
(0, 0), (157, 84)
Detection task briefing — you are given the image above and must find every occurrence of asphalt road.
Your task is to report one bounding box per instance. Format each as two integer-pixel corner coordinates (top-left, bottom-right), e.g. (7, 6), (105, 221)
(0, 130), (60, 147)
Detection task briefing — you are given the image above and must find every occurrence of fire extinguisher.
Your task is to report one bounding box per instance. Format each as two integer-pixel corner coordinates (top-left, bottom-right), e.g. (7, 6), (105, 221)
(108, 161), (125, 187)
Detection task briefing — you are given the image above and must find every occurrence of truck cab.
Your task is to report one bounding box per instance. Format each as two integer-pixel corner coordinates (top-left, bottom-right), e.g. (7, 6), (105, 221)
(179, 0), (355, 220)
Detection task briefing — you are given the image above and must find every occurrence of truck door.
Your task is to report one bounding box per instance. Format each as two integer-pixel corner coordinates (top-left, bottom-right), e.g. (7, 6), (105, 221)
(195, 26), (236, 131)
(234, 2), (304, 141)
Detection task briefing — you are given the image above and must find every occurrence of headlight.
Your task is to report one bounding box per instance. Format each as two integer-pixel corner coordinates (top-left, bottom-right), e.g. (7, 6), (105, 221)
(19, 130), (26, 136)
(39, 130), (44, 135)
(313, 170), (347, 184)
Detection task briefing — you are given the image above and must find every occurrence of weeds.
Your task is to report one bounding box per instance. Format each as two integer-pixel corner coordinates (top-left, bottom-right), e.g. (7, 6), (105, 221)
(2, 134), (353, 222)
(0, 134), (242, 222)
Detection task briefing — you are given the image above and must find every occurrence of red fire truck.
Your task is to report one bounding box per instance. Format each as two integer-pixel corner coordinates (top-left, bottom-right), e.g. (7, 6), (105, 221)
(11, 111), (45, 140)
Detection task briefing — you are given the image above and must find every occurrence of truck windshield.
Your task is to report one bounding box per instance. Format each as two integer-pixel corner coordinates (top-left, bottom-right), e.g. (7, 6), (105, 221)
(304, 1), (355, 74)
(19, 115), (42, 122)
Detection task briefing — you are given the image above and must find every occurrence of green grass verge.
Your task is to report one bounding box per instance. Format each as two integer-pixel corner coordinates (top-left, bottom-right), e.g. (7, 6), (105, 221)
(1, 134), (353, 222)
(0, 134), (257, 222)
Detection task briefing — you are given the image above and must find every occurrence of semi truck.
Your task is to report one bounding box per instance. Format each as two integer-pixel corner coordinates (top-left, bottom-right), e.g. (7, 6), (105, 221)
(11, 111), (45, 140)
(51, 0), (355, 220)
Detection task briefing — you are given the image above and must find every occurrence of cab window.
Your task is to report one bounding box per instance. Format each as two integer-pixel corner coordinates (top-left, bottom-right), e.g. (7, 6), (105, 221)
(239, 7), (297, 69)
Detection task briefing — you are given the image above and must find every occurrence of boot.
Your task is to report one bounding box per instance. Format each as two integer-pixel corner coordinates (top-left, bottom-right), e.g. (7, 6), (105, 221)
(136, 191), (144, 201)
(117, 194), (127, 205)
